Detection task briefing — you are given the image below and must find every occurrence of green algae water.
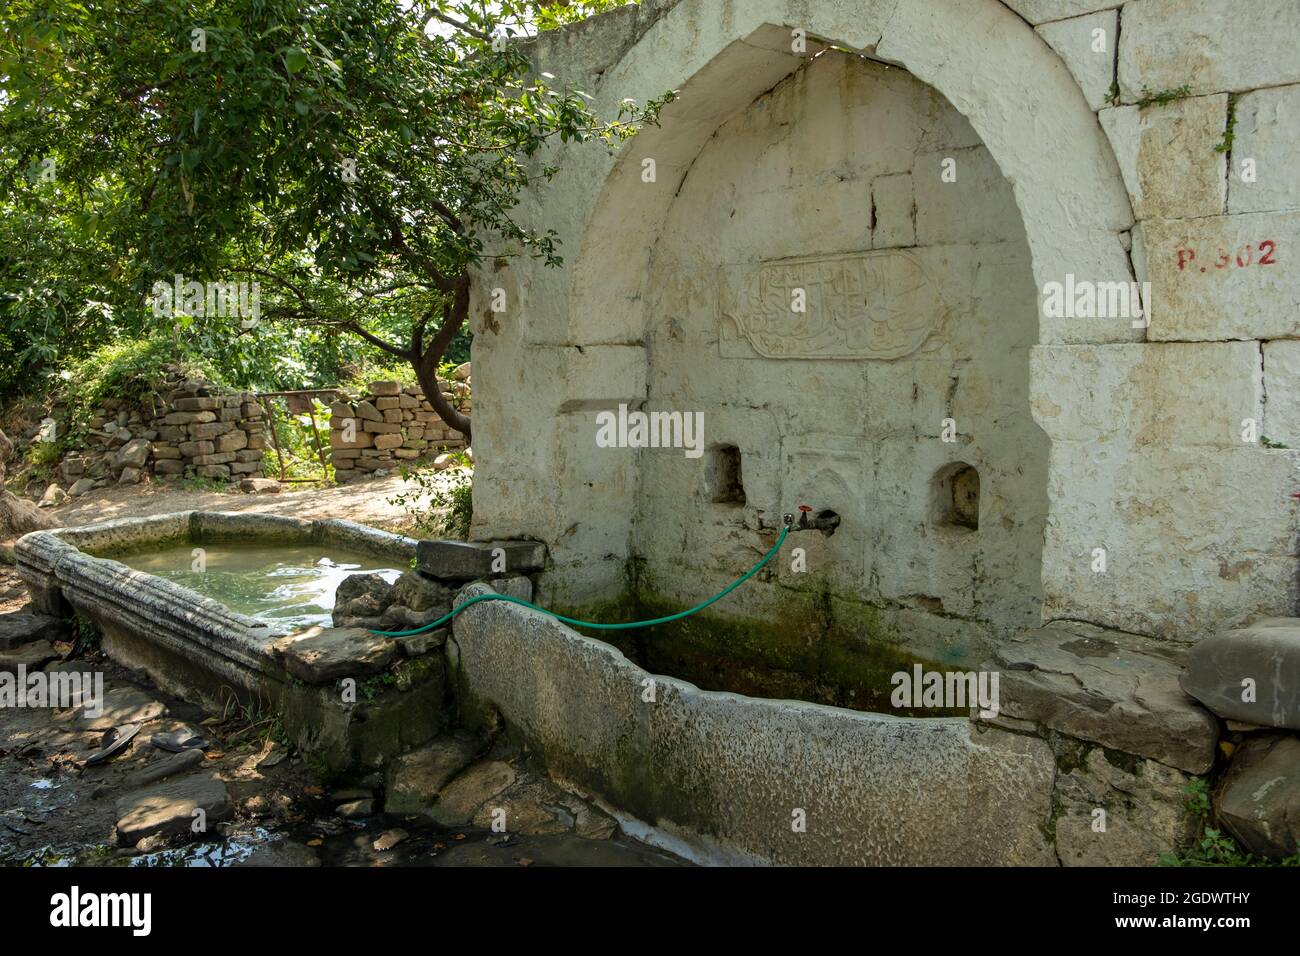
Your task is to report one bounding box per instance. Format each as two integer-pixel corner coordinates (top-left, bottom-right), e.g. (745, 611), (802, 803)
(108, 543), (403, 632)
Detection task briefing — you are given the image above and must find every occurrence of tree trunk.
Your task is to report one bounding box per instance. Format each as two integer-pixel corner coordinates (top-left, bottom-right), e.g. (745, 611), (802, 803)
(410, 282), (472, 442)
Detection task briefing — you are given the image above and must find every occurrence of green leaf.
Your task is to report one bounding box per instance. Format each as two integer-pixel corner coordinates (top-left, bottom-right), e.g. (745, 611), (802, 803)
(284, 48), (309, 74)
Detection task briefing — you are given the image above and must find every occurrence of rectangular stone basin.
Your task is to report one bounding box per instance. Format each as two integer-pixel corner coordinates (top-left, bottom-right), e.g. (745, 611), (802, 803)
(15, 512), (446, 772)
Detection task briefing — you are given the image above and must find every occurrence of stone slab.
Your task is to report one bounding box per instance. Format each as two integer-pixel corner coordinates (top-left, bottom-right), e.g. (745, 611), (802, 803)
(416, 540), (547, 581)
(996, 623), (1218, 773)
(114, 773), (231, 846)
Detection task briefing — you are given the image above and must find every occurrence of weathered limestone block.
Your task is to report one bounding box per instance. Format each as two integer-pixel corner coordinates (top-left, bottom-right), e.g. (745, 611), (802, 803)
(996, 623), (1218, 773)
(151, 443), (182, 460)
(188, 421), (234, 440)
(1140, 210), (1300, 341)
(370, 381), (402, 396)
(330, 427), (372, 450)
(416, 540), (546, 580)
(1053, 748), (1196, 866)
(193, 464), (230, 479)
(177, 439), (214, 458)
(172, 397), (219, 411)
(1030, 342), (1261, 446)
(1182, 618), (1300, 730)
(1119, 0), (1300, 101)
(153, 460), (184, 476)
(356, 400), (383, 422)
(164, 410), (215, 426)
(1041, 444), (1300, 641)
(1100, 95), (1227, 220)
(373, 433), (403, 450)
(914, 147), (1023, 246)
(374, 397), (399, 410)
(215, 429), (248, 453)
(1002, 0), (1121, 24)
(1216, 734), (1300, 859)
(1036, 10), (1118, 112)
(1229, 84), (1300, 215)
(1262, 341), (1300, 448)
(870, 172), (914, 248)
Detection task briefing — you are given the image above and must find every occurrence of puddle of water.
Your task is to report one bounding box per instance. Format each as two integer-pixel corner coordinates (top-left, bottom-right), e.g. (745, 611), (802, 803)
(103, 544), (403, 633)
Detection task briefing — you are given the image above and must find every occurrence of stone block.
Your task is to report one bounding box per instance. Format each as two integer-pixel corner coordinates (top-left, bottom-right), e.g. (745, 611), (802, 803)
(1119, 0), (1300, 101)
(417, 540), (547, 580)
(1036, 9), (1118, 112)
(1229, 84), (1300, 215)
(1030, 341), (1262, 446)
(1141, 210), (1300, 341)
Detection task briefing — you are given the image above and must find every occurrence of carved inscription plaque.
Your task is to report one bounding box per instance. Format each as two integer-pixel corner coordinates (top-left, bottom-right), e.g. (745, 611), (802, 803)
(719, 249), (950, 360)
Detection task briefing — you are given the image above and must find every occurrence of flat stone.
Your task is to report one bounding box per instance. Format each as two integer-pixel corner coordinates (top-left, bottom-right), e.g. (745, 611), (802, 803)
(427, 760), (516, 827)
(75, 686), (167, 731)
(0, 640), (58, 674)
(1217, 735), (1300, 861)
(0, 610), (65, 650)
(67, 477), (96, 498)
(1182, 618), (1300, 731)
(996, 623), (1218, 773)
(121, 748), (205, 789)
(415, 540), (547, 581)
(276, 626), (397, 684)
(238, 477), (281, 494)
(114, 773), (231, 846)
(385, 735), (481, 821)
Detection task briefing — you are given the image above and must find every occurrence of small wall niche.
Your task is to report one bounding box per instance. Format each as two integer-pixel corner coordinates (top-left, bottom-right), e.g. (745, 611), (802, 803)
(708, 445), (746, 505)
(932, 462), (980, 530)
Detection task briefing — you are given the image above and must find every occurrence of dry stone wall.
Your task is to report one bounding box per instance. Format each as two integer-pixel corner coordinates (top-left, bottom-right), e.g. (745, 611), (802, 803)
(328, 366), (470, 483)
(55, 372), (267, 496)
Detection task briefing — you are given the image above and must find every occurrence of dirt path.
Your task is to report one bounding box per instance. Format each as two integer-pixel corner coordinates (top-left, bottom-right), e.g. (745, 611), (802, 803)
(50, 473), (419, 533)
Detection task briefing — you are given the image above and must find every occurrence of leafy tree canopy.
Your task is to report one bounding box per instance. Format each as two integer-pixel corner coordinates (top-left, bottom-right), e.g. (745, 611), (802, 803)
(0, 0), (669, 436)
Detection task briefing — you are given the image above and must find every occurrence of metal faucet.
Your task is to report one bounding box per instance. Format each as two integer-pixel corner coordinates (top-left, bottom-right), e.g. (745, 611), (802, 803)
(784, 505), (840, 534)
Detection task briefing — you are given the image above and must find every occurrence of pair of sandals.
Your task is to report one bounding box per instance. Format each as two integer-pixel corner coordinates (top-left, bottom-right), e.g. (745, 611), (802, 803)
(83, 726), (209, 767)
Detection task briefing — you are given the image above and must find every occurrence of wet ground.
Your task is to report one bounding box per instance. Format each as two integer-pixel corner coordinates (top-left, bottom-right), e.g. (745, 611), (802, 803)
(0, 652), (684, 868)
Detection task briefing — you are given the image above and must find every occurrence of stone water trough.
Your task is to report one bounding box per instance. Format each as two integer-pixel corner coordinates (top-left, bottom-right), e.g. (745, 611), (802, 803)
(19, 511), (1284, 866)
(15, 512), (449, 771)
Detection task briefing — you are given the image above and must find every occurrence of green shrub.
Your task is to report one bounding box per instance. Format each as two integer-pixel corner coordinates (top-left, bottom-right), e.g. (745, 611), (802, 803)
(389, 456), (473, 539)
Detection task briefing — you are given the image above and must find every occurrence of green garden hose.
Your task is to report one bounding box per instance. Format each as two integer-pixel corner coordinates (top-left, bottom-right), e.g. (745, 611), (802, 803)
(369, 524), (790, 638)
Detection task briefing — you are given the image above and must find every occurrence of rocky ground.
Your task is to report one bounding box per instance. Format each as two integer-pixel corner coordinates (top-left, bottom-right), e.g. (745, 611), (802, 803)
(0, 478), (685, 869)
(0, 611), (681, 869)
